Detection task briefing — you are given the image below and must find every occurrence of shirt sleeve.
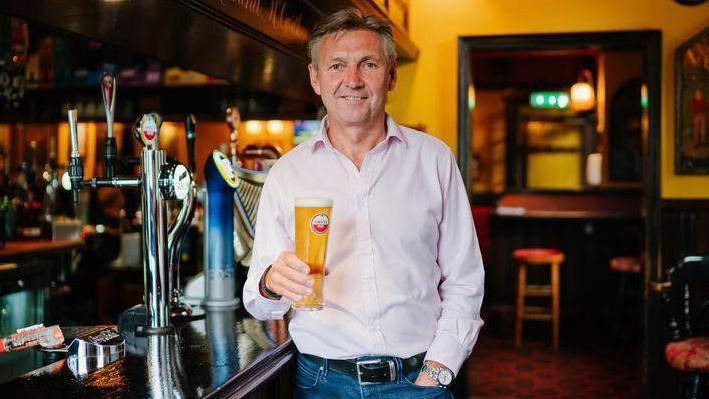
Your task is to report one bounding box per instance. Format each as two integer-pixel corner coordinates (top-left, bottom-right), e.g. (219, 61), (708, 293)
(424, 150), (485, 376)
(242, 171), (293, 320)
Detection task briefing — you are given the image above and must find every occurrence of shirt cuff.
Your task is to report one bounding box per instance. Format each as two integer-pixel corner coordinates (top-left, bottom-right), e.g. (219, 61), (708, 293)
(424, 334), (470, 377)
(244, 266), (292, 320)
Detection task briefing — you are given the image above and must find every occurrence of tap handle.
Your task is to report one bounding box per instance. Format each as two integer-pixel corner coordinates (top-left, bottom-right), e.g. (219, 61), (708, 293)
(67, 109), (83, 204)
(225, 106), (240, 165)
(101, 73), (118, 178)
(100, 72), (116, 138)
(135, 112), (163, 148)
(185, 114), (196, 174)
(68, 109), (80, 158)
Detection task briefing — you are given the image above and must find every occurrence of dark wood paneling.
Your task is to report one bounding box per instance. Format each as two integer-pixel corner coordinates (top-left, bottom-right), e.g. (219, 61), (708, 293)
(488, 214), (643, 313)
(653, 200), (709, 399)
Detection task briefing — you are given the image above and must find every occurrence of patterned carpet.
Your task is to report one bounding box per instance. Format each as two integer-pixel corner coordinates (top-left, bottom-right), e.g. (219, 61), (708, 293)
(465, 336), (641, 399)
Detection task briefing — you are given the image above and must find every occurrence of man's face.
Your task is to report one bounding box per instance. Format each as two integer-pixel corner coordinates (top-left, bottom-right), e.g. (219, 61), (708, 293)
(308, 30), (396, 128)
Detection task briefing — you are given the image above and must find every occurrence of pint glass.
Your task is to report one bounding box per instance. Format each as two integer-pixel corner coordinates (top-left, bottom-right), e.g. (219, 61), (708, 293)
(293, 198), (332, 310)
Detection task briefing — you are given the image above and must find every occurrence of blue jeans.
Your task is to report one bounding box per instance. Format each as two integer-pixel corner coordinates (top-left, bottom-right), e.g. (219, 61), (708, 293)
(294, 353), (454, 399)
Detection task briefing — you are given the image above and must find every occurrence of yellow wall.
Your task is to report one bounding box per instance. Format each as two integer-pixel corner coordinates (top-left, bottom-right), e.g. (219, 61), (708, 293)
(386, 0), (709, 199)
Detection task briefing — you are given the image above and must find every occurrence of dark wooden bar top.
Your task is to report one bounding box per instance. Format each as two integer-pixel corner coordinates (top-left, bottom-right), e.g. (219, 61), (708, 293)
(494, 192), (642, 219)
(0, 307), (293, 398)
(0, 239), (84, 261)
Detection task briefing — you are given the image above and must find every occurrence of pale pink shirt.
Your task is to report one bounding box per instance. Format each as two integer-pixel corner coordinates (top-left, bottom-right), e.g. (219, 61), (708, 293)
(243, 115), (484, 375)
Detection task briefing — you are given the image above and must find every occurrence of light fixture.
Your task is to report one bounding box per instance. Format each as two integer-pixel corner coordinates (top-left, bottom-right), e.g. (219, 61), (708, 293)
(244, 120), (263, 135)
(468, 84), (476, 110)
(529, 91), (570, 109)
(640, 83), (648, 109)
(570, 69), (596, 112)
(266, 120), (285, 134)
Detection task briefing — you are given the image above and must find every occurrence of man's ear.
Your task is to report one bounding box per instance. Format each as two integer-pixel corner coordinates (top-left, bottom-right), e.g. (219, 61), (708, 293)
(308, 64), (322, 96)
(387, 62), (397, 91)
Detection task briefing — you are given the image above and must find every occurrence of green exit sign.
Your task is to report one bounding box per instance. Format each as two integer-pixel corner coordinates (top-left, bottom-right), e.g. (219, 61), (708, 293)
(530, 91), (570, 109)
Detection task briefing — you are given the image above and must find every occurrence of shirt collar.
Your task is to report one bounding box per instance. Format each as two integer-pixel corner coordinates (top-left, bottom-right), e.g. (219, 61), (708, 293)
(309, 114), (408, 153)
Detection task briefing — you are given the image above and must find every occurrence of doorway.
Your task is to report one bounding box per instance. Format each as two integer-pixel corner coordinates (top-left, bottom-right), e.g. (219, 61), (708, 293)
(457, 31), (661, 399)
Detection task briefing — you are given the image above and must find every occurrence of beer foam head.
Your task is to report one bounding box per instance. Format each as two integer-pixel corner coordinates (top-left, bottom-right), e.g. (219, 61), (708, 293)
(295, 197), (333, 207)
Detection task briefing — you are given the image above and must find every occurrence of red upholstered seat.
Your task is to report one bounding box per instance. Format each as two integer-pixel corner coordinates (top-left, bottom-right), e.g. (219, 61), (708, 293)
(665, 337), (709, 373)
(610, 256), (643, 274)
(472, 206), (492, 263)
(513, 248), (565, 264)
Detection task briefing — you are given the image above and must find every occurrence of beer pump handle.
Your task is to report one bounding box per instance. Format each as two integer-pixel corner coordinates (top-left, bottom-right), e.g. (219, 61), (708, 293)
(101, 72), (117, 178)
(135, 113), (162, 149)
(101, 73), (116, 137)
(69, 109), (80, 158)
(67, 109), (83, 204)
(225, 106), (240, 166)
(185, 114), (196, 174)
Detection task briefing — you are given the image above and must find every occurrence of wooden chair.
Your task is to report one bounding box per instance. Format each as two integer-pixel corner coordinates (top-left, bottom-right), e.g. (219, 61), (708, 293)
(661, 256), (709, 399)
(513, 248), (565, 351)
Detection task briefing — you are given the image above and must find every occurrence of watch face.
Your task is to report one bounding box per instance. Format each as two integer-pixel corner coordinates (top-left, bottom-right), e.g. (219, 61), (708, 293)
(438, 369), (454, 386)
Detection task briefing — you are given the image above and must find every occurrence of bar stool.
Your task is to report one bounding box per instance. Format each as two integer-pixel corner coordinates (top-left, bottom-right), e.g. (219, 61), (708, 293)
(513, 248), (565, 351)
(609, 256), (643, 342)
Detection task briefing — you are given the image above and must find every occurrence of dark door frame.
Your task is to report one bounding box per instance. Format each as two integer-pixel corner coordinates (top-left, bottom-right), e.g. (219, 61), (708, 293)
(457, 31), (662, 399)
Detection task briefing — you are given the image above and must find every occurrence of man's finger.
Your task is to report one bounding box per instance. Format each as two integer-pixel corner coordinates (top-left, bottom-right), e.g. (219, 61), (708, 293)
(280, 266), (313, 286)
(284, 254), (311, 274)
(271, 271), (313, 296)
(273, 286), (304, 302)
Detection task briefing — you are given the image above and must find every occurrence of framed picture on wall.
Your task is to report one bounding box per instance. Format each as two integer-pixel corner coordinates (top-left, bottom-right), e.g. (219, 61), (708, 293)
(675, 26), (709, 174)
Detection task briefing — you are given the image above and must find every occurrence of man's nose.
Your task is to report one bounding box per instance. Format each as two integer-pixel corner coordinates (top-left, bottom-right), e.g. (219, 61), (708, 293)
(343, 65), (364, 89)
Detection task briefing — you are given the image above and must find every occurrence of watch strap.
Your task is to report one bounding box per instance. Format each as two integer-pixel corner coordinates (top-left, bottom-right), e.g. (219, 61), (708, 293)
(421, 364), (453, 387)
(260, 266), (282, 300)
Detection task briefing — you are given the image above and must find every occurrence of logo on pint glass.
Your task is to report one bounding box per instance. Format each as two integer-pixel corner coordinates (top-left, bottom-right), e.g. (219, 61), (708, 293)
(310, 214), (329, 235)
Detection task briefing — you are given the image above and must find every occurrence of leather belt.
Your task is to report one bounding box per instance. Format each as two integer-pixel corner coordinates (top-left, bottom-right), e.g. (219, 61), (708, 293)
(302, 353), (426, 385)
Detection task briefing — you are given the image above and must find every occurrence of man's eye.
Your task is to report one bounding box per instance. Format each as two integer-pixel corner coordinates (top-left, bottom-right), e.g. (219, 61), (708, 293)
(364, 62), (377, 69)
(329, 64), (342, 71)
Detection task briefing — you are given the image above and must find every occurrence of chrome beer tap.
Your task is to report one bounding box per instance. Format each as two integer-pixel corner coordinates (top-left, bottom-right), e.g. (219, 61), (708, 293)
(167, 115), (197, 318)
(65, 109), (192, 335)
(100, 72), (118, 178)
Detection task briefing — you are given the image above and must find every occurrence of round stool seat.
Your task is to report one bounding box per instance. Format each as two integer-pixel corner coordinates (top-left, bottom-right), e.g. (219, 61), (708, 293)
(513, 248), (565, 264)
(610, 256), (642, 274)
(665, 337), (709, 373)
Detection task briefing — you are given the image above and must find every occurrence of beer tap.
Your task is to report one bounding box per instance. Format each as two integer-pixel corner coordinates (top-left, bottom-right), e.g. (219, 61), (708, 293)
(67, 109), (84, 204)
(225, 106), (241, 167)
(204, 150), (239, 308)
(167, 115), (197, 318)
(65, 107), (193, 336)
(101, 72), (118, 178)
(185, 114), (197, 174)
(64, 111), (141, 194)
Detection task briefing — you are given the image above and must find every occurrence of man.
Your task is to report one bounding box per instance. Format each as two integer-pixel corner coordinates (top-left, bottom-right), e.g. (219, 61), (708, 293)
(243, 8), (484, 398)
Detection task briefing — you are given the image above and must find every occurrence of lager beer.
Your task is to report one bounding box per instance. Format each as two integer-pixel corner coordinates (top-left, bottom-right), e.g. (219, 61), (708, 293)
(293, 198), (332, 310)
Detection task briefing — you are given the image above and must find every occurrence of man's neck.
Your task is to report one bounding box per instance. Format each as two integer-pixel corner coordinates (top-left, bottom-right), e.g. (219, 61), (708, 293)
(326, 114), (387, 170)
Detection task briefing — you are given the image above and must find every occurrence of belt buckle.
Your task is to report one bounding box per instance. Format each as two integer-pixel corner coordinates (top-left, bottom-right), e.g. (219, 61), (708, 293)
(356, 359), (397, 385)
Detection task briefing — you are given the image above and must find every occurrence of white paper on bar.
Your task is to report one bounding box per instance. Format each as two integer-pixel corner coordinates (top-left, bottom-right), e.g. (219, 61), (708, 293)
(496, 206), (527, 216)
(586, 153), (603, 186)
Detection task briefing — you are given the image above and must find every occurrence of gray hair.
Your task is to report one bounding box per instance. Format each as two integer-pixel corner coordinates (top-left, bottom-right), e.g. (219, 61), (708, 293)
(307, 8), (397, 69)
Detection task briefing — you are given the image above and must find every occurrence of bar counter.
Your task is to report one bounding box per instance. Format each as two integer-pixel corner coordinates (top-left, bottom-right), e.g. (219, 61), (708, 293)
(0, 239), (84, 261)
(0, 308), (294, 398)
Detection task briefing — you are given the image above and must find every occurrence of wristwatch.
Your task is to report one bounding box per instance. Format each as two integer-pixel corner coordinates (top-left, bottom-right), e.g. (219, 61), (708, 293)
(421, 364), (454, 388)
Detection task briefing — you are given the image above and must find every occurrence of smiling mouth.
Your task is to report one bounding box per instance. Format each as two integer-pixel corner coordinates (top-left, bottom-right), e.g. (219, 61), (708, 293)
(339, 96), (367, 101)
